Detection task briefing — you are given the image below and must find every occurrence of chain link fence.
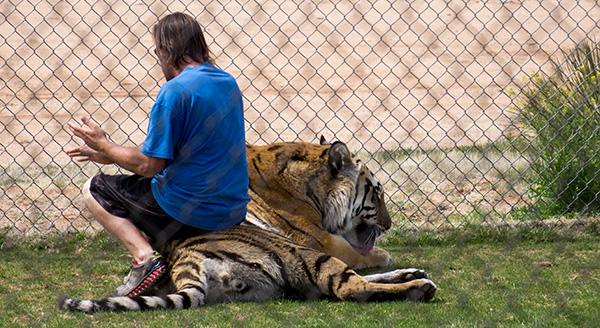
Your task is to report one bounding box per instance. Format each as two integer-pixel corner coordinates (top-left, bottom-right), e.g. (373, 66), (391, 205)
(1, 0), (600, 236)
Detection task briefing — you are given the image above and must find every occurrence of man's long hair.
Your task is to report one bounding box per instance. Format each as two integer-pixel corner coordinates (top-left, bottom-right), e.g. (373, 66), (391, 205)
(153, 12), (214, 68)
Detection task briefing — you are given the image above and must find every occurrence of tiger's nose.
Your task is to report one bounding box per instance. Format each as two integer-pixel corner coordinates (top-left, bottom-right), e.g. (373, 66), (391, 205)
(378, 193), (392, 230)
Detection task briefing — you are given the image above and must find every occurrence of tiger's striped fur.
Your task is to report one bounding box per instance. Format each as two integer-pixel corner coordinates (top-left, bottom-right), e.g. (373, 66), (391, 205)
(58, 225), (436, 313)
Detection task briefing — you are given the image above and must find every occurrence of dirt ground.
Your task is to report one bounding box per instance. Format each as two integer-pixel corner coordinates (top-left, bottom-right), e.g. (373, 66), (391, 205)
(1, 0), (600, 234)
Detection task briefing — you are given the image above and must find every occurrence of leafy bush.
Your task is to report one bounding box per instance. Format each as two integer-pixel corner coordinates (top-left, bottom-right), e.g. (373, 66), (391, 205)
(517, 41), (600, 215)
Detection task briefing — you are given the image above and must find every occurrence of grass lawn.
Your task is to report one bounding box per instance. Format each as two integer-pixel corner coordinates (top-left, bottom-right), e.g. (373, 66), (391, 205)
(1, 227), (600, 328)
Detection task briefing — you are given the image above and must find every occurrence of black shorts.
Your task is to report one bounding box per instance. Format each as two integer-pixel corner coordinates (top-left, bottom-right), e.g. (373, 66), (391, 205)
(89, 174), (210, 251)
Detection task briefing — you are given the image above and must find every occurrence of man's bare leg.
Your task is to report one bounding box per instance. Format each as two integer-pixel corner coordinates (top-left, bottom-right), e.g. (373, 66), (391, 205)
(82, 178), (154, 264)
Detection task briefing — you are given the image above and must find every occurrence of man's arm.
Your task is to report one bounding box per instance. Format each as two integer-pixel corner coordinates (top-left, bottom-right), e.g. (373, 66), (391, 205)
(66, 117), (166, 178)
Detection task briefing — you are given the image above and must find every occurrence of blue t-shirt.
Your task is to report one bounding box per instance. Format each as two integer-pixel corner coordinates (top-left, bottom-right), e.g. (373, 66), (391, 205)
(141, 63), (250, 230)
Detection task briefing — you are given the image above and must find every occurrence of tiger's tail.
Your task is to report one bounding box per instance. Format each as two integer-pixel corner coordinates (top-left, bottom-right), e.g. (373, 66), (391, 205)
(57, 287), (203, 313)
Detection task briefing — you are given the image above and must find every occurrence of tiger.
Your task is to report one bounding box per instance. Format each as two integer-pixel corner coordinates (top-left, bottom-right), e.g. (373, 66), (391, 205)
(58, 139), (437, 312)
(243, 137), (393, 269)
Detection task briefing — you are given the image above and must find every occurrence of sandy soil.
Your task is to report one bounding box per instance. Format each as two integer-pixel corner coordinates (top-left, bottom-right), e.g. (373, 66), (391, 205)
(1, 0), (600, 234)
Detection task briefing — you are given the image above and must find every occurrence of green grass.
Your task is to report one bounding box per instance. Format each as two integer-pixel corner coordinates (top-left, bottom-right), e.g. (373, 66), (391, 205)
(2, 228), (600, 327)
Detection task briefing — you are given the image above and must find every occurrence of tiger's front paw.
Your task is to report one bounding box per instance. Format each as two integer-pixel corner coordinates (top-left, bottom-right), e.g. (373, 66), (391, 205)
(362, 246), (392, 269)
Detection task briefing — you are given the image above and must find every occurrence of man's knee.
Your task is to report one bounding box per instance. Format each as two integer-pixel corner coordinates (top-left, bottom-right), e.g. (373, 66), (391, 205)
(82, 176), (95, 208)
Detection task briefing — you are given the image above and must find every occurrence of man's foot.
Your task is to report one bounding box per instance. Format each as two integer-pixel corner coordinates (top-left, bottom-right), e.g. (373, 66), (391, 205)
(114, 251), (166, 297)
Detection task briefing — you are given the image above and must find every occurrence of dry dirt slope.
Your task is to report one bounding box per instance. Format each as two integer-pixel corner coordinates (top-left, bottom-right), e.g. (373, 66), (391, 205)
(1, 0), (599, 234)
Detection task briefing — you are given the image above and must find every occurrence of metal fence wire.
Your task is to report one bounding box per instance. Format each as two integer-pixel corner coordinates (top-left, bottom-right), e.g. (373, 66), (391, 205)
(2, 0), (600, 235)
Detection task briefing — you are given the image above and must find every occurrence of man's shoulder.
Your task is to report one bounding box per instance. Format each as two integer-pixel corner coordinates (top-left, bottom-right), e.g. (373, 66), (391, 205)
(202, 64), (236, 82)
(172, 63), (235, 85)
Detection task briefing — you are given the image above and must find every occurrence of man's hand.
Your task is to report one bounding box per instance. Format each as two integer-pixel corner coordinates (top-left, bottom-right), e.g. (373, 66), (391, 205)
(66, 117), (114, 164)
(66, 144), (114, 164)
(65, 116), (166, 177)
(67, 117), (109, 151)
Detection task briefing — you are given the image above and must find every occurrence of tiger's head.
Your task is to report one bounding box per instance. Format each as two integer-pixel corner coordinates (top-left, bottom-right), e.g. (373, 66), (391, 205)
(319, 138), (391, 254)
(246, 137), (392, 255)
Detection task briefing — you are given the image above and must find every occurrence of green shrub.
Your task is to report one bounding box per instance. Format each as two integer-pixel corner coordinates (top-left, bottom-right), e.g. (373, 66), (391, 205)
(517, 41), (600, 216)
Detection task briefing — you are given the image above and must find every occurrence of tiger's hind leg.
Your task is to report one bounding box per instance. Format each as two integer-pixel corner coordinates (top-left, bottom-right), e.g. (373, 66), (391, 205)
(58, 254), (284, 313)
(312, 256), (437, 302)
(362, 268), (429, 284)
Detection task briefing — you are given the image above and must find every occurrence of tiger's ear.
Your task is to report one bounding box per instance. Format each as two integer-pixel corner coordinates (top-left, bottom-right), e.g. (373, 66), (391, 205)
(327, 141), (353, 175)
(319, 135), (330, 145)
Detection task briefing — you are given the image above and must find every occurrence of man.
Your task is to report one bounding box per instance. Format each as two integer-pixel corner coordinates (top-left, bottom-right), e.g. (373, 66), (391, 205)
(66, 12), (250, 297)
